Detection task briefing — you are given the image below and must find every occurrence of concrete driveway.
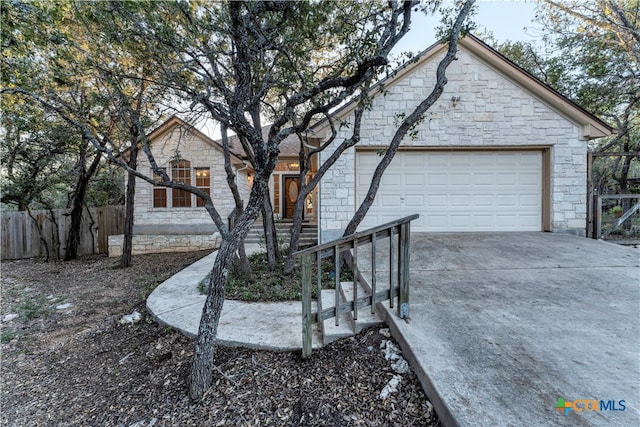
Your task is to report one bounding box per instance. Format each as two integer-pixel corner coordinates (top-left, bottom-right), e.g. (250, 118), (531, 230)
(364, 233), (639, 427)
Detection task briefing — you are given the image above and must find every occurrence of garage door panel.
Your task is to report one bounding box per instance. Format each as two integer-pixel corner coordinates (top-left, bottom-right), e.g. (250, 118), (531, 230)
(404, 173), (425, 186)
(474, 154), (495, 166)
(475, 173), (495, 186)
(428, 195), (448, 207)
(381, 195), (402, 207)
(451, 173), (471, 185)
(450, 154), (473, 166)
(404, 156), (425, 167)
(519, 173), (539, 186)
(427, 154), (449, 166)
(451, 195), (471, 206)
(519, 194), (539, 207)
(381, 173), (402, 186)
(405, 195), (425, 207)
(427, 215), (448, 227)
(355, 151), (542, 232)
(496, 153), (519, 166)
(428, 173), (448, 186)
(520, 215), (540, 227)
(473, 215), (495, 227)
(474, 195), (493, 207)
(497, 195), (517, 207)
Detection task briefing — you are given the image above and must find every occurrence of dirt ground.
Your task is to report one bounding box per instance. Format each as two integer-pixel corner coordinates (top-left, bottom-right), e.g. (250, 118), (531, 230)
(1, 251), (440, 426)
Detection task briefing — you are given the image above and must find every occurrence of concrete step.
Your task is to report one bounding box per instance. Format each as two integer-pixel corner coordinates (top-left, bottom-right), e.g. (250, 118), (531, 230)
(320, 288), (353, 345)
(244, 224), (317, 245)
(340, 281), (384, 333)
(318, 281), (384, 345)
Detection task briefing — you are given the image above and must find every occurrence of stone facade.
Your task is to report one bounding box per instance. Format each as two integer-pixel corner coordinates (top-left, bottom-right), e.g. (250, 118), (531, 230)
(133, 120), (252, 230)
(108, 233), (221, 257)
(317, 41), (603, 242)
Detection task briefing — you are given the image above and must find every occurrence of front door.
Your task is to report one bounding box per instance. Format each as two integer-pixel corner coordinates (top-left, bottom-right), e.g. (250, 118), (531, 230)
(283, 176), (301, 219)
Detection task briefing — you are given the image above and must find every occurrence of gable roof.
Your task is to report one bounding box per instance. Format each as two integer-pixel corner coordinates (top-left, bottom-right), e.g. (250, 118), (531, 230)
(224, 124), (303, 158)
(147, 115), (247, 166)
(309, 34), (613, 140)
(149, 115), (304, 163)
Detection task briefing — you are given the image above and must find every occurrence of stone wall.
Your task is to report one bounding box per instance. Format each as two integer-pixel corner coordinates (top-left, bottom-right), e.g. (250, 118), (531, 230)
(318, 44), (588, 241)
(108, 233), (221, 257)
(133, 124), (252, 229)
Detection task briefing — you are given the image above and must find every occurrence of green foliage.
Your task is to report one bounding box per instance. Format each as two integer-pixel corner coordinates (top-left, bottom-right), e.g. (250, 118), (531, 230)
(495, 1), (639, 194)
(15, 296), (48, 320)
(0, 331), (17, 344)
(609, 205), (623, 216)
(200, 251), (353, 302)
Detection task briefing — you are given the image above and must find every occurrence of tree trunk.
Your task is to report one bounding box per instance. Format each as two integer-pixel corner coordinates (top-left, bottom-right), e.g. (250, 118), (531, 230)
(189, 185), (265, 401)
(261, 193), (280, 270)
(65, 139), (103, 261)
(343, 2), (475, 236)
(231, 208), (253, 281)
(283, 189), (308, 274)
(121, 143), (138, 267)
(64, 191), (86, 261)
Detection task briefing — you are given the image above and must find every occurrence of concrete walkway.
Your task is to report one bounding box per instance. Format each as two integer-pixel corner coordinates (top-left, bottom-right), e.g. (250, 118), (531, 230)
(147, 243), (321, 351)
(148, 233), (639, 427)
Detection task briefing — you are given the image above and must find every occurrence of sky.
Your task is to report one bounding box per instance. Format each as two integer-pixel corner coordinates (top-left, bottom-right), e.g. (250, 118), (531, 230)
(195, 0), (543, 138)
(392, 0), (542, 55)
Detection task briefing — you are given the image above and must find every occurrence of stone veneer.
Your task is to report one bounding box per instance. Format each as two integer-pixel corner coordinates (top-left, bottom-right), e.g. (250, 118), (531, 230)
(108, 233), (221, 257)
(318, 44), (590, 242)
(133, 123), (252, 230)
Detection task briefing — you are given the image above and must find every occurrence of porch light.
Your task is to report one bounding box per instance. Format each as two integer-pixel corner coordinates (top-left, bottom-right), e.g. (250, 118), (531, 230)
(247, 173), (253, 184)
(288, 162), (300, 170)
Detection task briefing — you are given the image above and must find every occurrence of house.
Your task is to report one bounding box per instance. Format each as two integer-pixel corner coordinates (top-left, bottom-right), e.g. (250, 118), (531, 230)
(108, 116), (318, 256)
(310, 34), (612, 242)
(109, 34), (612, 256)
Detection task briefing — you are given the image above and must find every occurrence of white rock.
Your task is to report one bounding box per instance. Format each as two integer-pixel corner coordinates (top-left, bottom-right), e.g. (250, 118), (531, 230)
(391, 357), (410, 374)
(128, 418), (157, 427)
(380, 339), (401, 360)
(56, 303), (72, 310)
(2, 313), (18, 323)
(379, 374), (402, 400)
(120, 310), (141, 325)
(379, 328), (391, 337)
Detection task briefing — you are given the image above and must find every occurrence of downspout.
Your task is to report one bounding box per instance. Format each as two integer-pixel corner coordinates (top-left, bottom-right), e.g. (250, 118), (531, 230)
(235, 163), (249, 185)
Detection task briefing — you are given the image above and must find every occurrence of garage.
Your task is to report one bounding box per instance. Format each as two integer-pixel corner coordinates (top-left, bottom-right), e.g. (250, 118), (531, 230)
(355, 150), (545, 232)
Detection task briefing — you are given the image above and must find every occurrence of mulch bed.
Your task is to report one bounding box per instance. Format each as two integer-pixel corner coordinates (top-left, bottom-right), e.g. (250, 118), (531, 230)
(1, 251), (440, 426)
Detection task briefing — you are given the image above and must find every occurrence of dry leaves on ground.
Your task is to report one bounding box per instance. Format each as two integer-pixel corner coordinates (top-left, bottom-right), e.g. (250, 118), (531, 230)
(1, 251), (440, 426)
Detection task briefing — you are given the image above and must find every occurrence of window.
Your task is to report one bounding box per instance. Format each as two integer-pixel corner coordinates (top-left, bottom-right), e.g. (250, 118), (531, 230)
(171, 160), (192, 207)
(273, 174), (280, 214)
(153, 168), (167, 208)
(195, 167), (210, 207)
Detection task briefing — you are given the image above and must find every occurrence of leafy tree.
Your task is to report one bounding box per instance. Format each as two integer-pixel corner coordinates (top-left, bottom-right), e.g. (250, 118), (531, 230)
(3, 0), (476, 401)
(535, 1), (639, 195)
(1, 0), (118, 260)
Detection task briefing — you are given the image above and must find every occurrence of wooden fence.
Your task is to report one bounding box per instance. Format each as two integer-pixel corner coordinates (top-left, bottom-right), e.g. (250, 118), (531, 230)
(591, 194), (640, 242)
(1, 205), (125, 260)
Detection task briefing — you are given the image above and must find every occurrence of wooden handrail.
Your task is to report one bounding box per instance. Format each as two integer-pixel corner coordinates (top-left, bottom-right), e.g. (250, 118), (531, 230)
(296, 214), (419, 357)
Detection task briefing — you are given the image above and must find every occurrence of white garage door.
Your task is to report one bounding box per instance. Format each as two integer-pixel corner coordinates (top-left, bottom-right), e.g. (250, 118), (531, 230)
(356, 150), (542, 232)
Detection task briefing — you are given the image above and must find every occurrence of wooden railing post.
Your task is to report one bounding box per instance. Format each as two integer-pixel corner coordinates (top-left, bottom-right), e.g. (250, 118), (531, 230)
(594, 195), (602, 239)
(294, 214), (419, 356)
(398, 222), (410, 319)
(302, 253), (313, 358)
